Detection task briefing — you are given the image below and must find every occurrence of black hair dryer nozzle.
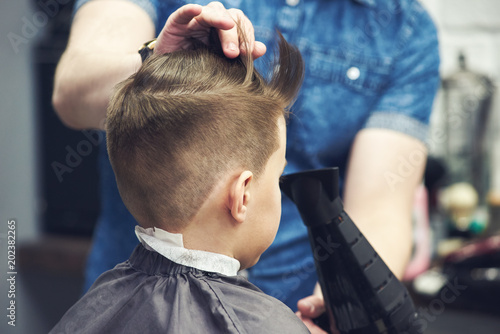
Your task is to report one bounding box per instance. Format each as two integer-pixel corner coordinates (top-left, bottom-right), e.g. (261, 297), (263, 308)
(281, 168), (419, 334)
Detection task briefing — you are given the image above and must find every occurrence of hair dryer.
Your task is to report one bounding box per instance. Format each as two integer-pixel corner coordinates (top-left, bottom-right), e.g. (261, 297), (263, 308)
(280, 167), (419, 334)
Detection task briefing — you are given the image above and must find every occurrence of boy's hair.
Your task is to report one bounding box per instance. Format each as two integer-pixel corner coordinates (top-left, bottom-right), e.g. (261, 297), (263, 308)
(106, 30), (304, 230)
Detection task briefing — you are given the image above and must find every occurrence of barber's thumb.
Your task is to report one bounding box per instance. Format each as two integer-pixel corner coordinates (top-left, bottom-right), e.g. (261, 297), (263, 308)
(297, 295), (325, 318)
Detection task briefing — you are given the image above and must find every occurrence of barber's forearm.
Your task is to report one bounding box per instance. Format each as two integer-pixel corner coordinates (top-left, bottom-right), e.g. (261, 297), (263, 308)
(52, 0), (155, 130)
(53, 51), (141, 130)
(344, 205), (412, 279)
(342, 129), (426, 279)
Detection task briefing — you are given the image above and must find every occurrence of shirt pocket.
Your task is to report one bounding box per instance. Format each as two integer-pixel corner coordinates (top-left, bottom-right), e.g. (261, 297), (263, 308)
(304, 41), (393, 97)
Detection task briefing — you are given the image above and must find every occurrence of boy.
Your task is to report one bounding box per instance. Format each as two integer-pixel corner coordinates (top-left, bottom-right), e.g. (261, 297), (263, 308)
(50, 30), (308, 333)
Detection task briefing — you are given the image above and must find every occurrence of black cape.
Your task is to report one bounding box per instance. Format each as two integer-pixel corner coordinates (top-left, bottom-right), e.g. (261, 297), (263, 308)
(50, 244), (310, 334)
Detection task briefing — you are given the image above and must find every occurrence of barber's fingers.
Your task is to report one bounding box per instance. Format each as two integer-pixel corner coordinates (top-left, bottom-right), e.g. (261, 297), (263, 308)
(155, 3), (235, 54)
(252, 41), (267, 59)
(225, 8), (266, 59)
(297, 295), (326, 319)
(155, 2), (266, 59)
(191, 1), (266, 59)
(155, 4), (202, 54)
(166, 3), (235, 32)
(168, 4), (203, 26)
(297, 293), (341, 334)
(295, 311), (329, 334)
(201, 2), (239, 58)
(194, 2), (237, 31)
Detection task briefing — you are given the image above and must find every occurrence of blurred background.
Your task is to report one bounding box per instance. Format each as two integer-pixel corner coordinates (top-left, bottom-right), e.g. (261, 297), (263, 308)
(0, 0), (499, 333)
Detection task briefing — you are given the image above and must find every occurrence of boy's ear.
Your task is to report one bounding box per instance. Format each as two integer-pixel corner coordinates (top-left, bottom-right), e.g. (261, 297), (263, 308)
(229, 171), (253, 224)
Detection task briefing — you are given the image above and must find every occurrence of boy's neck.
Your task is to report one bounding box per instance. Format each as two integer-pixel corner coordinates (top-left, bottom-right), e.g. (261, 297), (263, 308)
(182, 209), (238, 261)
(171, 176), (242, 265)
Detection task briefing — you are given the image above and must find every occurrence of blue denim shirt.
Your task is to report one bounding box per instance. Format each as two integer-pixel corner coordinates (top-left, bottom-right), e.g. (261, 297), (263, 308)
(76, 0), (439, 310)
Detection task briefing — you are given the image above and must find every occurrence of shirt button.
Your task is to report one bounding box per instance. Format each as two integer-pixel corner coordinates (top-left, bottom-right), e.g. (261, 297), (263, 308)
(286, 0), (300, 6)
(346, 67), (360, 80)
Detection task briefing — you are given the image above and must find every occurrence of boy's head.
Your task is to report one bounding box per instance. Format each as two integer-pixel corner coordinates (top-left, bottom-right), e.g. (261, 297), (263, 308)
(106, 30), (303, 265)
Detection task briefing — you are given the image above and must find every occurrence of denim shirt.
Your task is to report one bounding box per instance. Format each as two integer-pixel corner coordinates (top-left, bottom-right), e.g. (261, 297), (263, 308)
(75, 0), (440, 310)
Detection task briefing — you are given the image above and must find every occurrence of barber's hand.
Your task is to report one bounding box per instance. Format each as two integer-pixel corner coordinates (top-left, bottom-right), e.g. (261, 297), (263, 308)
(296, 284), (340, 334)
(155, 2), (266, 59)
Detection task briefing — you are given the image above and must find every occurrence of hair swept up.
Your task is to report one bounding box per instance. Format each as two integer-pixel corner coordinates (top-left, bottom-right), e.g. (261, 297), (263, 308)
(106, 26), (304, 230)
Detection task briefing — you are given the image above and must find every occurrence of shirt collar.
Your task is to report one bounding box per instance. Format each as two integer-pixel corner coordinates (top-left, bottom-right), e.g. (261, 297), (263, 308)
(351, 0), (376, 8)
(135, 226), (241, 276)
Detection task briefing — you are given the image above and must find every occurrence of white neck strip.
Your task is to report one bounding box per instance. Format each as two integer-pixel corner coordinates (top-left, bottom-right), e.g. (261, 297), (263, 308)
(135, 226), (240, 276)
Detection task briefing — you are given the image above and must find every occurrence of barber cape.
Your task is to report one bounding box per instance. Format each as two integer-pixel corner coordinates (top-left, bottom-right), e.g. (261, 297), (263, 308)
(50, 226), (309, 334)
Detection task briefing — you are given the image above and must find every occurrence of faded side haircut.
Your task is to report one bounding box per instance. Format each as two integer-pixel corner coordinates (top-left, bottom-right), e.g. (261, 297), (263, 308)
(107, 29), (304, 230)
